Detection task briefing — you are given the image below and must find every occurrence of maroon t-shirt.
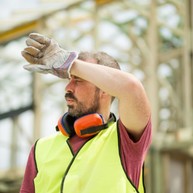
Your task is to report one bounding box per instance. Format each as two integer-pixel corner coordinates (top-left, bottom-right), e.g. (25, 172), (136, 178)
(20, 119), (152, 193)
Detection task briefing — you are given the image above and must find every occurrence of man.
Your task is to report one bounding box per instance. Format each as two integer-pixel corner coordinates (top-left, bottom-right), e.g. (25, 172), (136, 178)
(20, 33), (152, 193)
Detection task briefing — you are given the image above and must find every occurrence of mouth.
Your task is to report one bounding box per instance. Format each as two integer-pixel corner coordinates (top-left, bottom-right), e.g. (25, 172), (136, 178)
(65, 93), (77, 106)
(65, 97), (75, 105)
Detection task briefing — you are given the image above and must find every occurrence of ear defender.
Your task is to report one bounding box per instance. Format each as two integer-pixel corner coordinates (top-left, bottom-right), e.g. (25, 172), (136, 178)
(56, 113), (116, 138)
(74, 114), (104, 138)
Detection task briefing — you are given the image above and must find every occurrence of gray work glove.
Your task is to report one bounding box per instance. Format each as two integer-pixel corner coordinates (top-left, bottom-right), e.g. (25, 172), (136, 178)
(21, 33), (78, 78)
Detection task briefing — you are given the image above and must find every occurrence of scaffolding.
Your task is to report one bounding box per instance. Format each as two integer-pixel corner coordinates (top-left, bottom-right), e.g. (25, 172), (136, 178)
(0, 0), (192, 192)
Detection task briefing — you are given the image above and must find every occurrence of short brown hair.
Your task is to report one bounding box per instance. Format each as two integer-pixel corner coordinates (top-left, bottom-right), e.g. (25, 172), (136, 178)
(78, 51), (121, 70)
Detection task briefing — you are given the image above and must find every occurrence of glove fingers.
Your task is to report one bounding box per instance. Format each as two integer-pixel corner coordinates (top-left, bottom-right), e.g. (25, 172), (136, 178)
(26, 38), (45, 50)
(29, 33), (51, 47)
(24, 46), (43, 58)
(23, 64), (51, 73)
(21, 50), (40, 64)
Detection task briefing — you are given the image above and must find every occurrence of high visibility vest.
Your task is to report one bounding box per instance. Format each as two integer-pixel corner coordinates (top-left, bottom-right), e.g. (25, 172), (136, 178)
(34, 122), (145, 193)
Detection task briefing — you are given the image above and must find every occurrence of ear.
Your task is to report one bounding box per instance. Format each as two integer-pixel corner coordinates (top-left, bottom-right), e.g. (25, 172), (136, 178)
(100, 91), (112, 105)
(99, 90), (109, 98)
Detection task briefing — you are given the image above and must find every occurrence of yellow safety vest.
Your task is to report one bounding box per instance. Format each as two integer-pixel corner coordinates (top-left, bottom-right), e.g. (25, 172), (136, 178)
(34, 122), (145, 193)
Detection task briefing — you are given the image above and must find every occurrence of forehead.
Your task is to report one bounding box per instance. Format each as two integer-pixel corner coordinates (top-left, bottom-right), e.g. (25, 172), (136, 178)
(69, 75), (98, 89)
(70, 75), (90, 84)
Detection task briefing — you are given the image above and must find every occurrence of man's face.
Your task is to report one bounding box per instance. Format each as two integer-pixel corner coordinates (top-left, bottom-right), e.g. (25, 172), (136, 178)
(65, 76), (101, 117)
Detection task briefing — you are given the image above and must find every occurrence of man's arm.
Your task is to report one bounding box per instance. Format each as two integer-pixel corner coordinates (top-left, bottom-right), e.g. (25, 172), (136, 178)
(20, 146), (37, 193)
(70, 59), (151, 140)
(22, 33), (151, 140)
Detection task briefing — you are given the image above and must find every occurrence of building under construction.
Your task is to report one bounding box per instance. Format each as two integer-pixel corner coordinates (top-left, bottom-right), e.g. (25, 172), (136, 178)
(0, 0), (193, 193)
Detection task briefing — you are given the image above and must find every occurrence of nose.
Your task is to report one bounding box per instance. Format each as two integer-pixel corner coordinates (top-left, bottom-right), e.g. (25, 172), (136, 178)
(65, 79), (75, 92)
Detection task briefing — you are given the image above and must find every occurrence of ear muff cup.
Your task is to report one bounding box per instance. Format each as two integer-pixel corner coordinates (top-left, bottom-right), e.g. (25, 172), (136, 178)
(57, 113), (76, 137)
(74, 114), (104, 138)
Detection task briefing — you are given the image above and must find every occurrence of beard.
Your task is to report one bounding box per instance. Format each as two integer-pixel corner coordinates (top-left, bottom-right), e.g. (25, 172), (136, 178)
(65, 88), (100, 118)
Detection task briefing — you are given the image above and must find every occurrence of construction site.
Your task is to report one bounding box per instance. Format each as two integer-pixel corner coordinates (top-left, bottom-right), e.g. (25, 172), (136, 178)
(0, 0), (193, 193)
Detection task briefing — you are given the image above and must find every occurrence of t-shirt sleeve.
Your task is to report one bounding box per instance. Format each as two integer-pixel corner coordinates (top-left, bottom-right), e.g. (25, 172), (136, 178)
(119, 118), (152, 160)
(118, 118), (152, 188)
(20, 145), (37, 193)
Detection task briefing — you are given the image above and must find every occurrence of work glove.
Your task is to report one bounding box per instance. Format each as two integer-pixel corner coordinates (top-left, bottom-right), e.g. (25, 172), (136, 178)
(21, 33), (78, 78)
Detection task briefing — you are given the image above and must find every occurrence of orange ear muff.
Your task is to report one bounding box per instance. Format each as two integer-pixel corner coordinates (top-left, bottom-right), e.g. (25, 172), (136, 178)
(56, 113), (116, 138)
(74, 114), (104, 138)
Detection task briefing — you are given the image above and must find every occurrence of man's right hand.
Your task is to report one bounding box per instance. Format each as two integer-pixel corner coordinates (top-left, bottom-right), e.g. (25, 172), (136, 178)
(21, 33), (78, 78)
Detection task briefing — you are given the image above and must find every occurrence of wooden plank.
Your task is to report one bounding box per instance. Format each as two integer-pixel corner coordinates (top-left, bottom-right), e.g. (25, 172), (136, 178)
(0, 21), (40, 44)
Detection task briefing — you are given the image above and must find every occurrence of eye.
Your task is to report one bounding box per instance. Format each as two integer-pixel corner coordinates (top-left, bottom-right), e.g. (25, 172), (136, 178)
(74, 77), (83, 83)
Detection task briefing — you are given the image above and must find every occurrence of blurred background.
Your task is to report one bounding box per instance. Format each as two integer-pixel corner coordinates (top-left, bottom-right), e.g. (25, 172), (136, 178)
(0, 0), (193, 192)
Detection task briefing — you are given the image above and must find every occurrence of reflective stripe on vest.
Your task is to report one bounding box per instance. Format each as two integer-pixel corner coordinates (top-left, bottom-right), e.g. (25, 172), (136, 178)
(34, 122), (145, 193)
